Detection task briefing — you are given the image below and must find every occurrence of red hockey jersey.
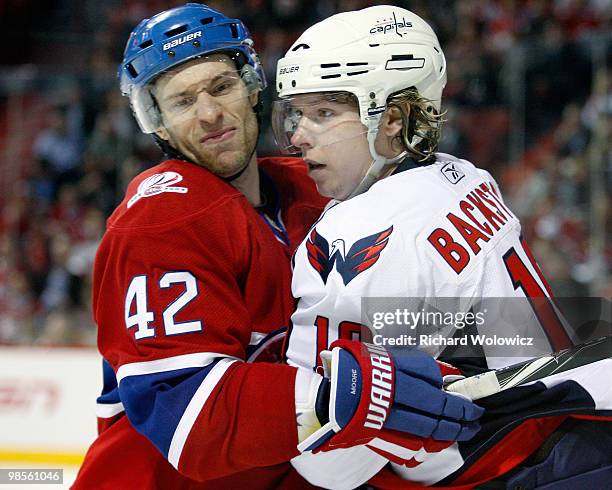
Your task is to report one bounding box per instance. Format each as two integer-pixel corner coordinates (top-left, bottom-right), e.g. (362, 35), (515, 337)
(73, 157), (326, 489)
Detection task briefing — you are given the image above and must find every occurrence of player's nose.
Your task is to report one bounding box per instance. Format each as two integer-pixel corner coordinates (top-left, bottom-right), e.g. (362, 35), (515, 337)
(290, 123), (313, 151)
(195, 92), (223, 127)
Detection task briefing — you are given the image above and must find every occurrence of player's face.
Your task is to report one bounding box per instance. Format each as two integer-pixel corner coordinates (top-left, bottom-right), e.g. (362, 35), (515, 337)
(153, 56), (258, 178)
(288, 95), (371, 200)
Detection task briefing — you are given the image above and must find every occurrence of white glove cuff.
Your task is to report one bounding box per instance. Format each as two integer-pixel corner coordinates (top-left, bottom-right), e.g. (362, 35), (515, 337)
(295, 367), (325, 444)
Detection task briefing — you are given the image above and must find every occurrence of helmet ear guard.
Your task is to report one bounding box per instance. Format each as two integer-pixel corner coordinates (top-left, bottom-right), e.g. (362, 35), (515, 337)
(129, 84), (161, 134)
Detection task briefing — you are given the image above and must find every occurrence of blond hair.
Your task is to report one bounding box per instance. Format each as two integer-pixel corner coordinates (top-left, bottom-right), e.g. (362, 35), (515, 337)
(387, 87), (446, 162)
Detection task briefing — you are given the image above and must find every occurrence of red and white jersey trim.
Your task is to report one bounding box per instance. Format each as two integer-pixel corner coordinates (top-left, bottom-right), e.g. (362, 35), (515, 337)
(116, 352), (237, 384)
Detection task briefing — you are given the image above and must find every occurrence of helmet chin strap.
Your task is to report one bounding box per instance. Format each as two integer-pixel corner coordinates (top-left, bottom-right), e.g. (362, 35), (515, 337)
(344, 118), (407, 200)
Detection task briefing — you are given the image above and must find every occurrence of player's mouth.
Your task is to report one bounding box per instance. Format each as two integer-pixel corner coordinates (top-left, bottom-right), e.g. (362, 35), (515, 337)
(200, 128), (236, 144)
(305, 159), (326, 174)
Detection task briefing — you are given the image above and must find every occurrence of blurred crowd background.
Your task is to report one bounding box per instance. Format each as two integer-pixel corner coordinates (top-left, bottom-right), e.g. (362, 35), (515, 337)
(0, 0), (609, 346)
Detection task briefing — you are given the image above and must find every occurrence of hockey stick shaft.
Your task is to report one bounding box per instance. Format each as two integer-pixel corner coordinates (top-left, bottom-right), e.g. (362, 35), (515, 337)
(444, 336), (612, 400)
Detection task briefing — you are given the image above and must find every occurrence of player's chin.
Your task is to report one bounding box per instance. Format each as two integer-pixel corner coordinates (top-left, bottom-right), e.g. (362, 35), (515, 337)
(212, 151), (250, 178)
(314, 180), (342, 200)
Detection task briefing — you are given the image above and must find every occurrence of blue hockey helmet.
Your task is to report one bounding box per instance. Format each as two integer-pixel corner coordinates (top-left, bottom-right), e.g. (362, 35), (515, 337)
(119, 3), (266, 133)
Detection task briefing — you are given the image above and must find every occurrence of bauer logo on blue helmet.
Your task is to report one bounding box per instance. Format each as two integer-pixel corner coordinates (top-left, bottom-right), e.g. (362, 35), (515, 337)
(162, 31), (202, 51)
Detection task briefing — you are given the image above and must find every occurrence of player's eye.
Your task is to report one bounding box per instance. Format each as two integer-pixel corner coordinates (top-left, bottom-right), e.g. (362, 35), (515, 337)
(169, 96), (194, 112)
(317, 109), (335, 119)
(310, 108), (336, 123)
(210, 77), (238, 96)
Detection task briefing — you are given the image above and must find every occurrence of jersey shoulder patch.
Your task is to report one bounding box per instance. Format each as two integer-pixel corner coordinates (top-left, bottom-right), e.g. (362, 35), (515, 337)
(127, 171), (188, 208)
(109, 159), (243, 229)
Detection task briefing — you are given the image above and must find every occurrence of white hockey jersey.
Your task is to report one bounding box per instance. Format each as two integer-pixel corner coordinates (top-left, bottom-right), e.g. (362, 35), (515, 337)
(287, 154), (572, 489)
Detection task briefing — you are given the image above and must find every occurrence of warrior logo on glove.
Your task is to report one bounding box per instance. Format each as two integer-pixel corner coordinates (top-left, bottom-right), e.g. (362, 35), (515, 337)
(363, 343), (393, 429)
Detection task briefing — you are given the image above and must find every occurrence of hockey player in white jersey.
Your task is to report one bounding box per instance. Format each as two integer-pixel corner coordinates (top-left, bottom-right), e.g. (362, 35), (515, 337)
(272, 5), (584, 489)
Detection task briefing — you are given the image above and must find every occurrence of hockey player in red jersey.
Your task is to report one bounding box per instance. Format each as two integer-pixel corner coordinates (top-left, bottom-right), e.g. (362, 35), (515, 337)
(274, 5), (612, 489)
(73, 5), (326, 488)
(74, 4), (483, 489)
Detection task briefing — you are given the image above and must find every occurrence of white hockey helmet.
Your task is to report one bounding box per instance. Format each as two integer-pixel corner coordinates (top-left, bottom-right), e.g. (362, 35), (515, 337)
(274, 6), (446, 197)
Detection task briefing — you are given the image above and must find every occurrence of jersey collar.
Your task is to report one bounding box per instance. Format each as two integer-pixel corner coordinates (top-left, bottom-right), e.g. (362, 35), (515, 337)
(391, 155), (436, 175)
(256, 169), (290, 247)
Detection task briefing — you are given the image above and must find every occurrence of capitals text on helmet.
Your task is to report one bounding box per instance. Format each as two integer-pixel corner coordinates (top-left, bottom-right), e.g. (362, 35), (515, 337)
(370, 12), (413, 37)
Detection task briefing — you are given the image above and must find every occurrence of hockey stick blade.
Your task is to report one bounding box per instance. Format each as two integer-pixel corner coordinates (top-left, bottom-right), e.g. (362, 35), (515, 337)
(444, 336), (612, 400)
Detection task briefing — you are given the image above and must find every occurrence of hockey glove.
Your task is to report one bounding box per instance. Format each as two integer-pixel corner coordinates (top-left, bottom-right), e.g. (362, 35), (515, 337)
(298, 340), (483, 454)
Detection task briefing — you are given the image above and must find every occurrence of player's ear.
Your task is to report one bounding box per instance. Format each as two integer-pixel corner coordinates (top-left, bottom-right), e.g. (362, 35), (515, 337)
(248, 90), (259, 108)
(380, 105), (405, 139)
(155, 127), (170, 141)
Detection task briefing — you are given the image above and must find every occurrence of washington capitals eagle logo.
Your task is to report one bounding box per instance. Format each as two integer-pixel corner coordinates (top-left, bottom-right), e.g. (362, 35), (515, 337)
(305, 226), (393, 285)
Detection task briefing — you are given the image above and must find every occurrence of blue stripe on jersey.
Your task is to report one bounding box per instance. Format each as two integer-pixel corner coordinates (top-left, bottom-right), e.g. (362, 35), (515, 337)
(97, 358), (121, 405)
(118, 360), (220, 459)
